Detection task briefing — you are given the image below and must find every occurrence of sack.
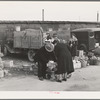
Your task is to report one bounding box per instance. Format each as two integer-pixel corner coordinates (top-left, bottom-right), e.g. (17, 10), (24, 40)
(89, 59), (98, 65)
(3, 60), (14, 68)
(0, 70), (4, 78)
(80, 59), (87, 68)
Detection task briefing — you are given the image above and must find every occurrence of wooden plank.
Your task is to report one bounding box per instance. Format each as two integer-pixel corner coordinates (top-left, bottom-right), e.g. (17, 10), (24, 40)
(14, 37), (22, 48)
(13, 29), (43, 49)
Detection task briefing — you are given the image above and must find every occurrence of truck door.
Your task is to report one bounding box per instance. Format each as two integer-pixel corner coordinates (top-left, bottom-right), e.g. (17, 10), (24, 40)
(88, 32), (95, 50)
(94, 31), (100, 44)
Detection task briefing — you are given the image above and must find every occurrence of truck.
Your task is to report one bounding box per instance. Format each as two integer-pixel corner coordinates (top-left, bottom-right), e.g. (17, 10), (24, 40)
(1, 28), (44, 62)
(71, 28), (100, 52)
(1, 27), (71, 62)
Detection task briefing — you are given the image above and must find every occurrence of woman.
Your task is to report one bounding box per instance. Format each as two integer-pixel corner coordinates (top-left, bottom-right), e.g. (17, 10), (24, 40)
(69, 34), (78, 58)
(53, 41), (74, 82)
(33, 41), (56, 81)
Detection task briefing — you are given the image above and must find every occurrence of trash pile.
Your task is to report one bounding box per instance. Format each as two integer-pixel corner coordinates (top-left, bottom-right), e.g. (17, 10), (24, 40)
(0, 51), (38, 78)
(0, 60), (38, 78)
(88, 52), (100, 65)
(22, 63), (38, 75)
(73, 50), (100, 70)
(73, 50), (89, 69)
(1, 50), (100, 79)
(8, 62), (38, 76)
(0, 53), (13, 78)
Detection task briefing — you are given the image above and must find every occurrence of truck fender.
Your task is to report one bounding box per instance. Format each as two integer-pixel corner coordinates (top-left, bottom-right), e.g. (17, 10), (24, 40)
(27, 50), (36, 62)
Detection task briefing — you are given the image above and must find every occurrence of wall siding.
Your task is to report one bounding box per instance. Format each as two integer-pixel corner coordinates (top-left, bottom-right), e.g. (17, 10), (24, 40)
(0, 21), (99, 42)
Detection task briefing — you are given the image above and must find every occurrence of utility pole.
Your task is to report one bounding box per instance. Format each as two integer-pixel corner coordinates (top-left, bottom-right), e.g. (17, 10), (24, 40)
(42, 9), (44, 21)
(97, 11), (99, 22)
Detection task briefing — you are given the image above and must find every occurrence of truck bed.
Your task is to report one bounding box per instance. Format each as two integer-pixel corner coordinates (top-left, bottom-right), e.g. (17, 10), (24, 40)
(14, 29), (43, 49)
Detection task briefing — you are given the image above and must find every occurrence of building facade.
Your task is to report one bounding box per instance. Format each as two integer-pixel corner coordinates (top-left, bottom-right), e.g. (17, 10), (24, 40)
(0, 20), (100, 41)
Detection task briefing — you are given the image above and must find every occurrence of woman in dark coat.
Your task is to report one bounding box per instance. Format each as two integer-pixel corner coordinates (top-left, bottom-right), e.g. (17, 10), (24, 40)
(33, 42), (56, 81)
(69, 34), (78, 58)
(53, 42), (74, 82)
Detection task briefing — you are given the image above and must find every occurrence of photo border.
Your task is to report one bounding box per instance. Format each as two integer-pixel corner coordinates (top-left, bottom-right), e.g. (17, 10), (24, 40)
(0, 0), (100, 99)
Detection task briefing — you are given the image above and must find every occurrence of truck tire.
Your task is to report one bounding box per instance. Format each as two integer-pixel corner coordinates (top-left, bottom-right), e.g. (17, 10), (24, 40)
(79, 44), (87, 52)
(28, 50), (35, 62)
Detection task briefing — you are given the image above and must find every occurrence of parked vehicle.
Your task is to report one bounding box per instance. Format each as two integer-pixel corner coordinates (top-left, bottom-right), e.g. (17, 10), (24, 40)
(1, 28), (44, 62)
(71, 28), (100, 52)
(1, 27), (71, 61)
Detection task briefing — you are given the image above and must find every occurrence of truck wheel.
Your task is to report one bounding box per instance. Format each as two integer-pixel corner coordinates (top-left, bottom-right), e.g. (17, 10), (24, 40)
(79, 44), (87, 52)
(28, 50), (35, 62)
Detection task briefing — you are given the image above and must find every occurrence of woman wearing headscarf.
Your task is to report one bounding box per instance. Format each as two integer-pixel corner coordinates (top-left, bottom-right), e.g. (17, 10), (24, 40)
(53, 40), (74, 82)
(33, 41), (56, 81)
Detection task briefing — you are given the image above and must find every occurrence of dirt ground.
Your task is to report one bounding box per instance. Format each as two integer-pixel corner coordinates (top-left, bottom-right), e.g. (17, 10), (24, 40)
(0, 54), (100, 91)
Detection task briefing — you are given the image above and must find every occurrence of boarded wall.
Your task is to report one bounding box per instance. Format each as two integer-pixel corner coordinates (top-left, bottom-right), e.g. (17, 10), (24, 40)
(0, 21), (99, 43)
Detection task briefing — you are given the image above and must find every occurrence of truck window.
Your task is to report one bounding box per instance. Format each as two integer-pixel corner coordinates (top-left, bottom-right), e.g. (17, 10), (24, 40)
(95, 31), (100, 39)
(94, 31), (100, 43)
(89, 32), (94, 36)
(89, 32), (94, 38)
(73, 32), (88, 39)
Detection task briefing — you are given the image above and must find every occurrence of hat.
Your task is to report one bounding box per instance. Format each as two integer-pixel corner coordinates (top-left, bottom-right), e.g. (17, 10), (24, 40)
(45, 42), (54, 52)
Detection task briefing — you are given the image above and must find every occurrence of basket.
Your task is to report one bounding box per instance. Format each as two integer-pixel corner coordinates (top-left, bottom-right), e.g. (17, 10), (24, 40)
(80, 59), (87, 68)
(89, 59), (98, 65)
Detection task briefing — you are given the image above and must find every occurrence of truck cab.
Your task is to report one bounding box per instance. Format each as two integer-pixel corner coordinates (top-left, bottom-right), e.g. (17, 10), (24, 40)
(71, 28), (100, 52)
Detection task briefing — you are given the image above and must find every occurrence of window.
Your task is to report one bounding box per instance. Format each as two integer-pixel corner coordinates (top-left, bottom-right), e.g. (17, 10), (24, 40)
(95, 31), (100, 39)
(89, 32), (94, 38)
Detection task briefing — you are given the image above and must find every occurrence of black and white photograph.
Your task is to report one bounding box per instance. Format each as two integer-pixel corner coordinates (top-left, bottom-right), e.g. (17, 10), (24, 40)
(0, 1), (100, 98)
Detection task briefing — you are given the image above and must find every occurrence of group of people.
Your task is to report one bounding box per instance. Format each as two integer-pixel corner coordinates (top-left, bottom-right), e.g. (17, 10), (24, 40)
(33, 31), (77, 83)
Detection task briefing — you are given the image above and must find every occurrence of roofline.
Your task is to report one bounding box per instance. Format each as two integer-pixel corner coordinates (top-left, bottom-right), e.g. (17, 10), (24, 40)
(72, 28), (100, 32)
(0, 20), (99, 24)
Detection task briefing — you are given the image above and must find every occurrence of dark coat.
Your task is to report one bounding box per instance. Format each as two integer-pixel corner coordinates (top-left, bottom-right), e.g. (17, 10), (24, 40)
(69, 41), (78, 57)
(34, 46), (56, 63)
(54, 43), (74, 74)
(33, 46), (56, 77)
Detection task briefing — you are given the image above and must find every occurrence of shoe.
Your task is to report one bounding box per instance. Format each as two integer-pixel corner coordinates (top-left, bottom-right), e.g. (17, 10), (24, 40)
(62, 78), (67, 81)
(45, 74), (51, 79)
(39, 77), (44, 81)
(67, 74), (72, 79)
(43, 76), (47, 79)
(56, 80), (62, 83)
